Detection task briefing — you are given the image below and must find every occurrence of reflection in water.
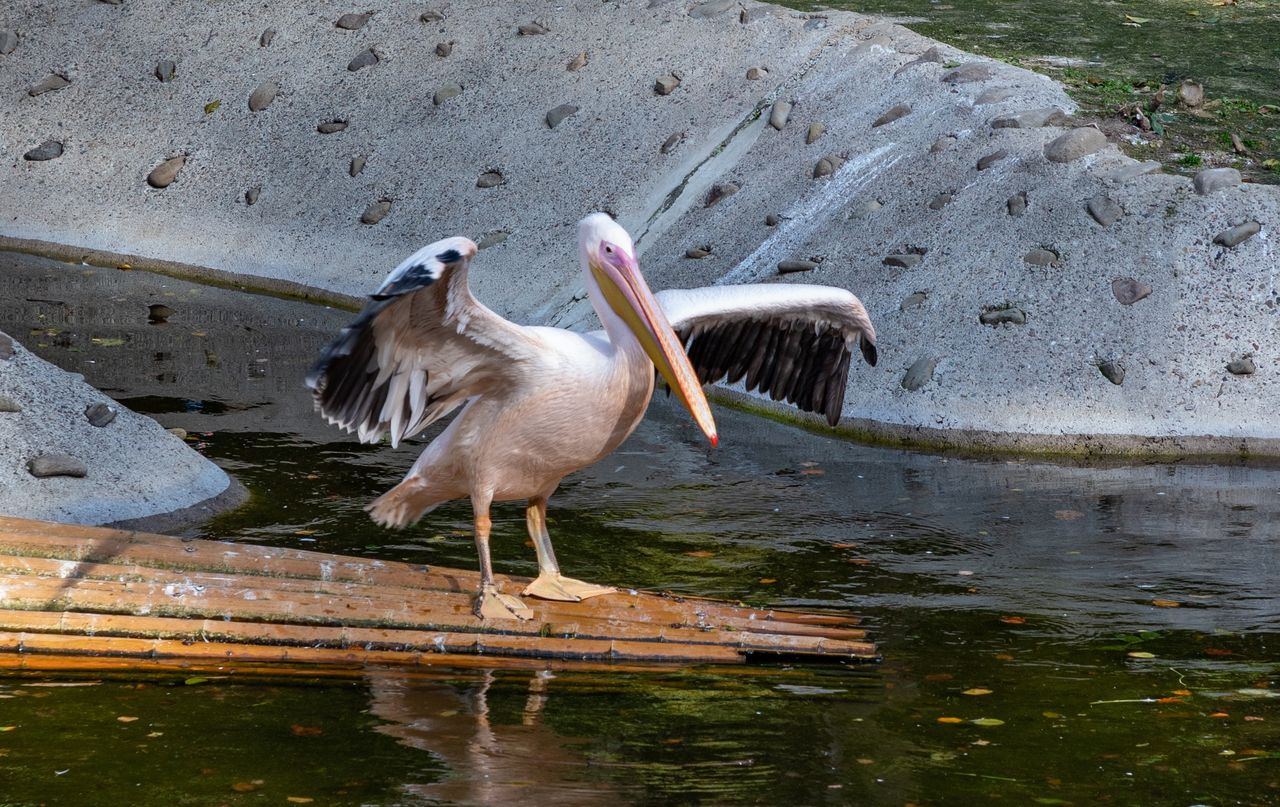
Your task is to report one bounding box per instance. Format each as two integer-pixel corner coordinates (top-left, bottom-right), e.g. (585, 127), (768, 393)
(2, 252), (1279, 806)
(369, 671), (615, 806)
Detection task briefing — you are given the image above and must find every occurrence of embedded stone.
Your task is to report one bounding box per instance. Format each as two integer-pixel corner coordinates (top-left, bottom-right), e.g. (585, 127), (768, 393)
(979, 307), (1026, 326)
(245, 186), (260, 206)
(765, 213), (780, 226)
(248, 80), (278, 111)
(746, 67), (766, 80)
(259, 28), (276, 47)
(884, 254), (922, 269)
(975, 89), (1014, 106)
(435, 41), (452, 57)
(1087, 195), (1122, 227)
(567, 51), (587, 71)
(477, 230), (509, 249)
(660, 132), (684, 154)
(777, 260), (819, 274)
(894, 45), (943, 76)
(1227, 356), (1256, 375)
(360, 198), (391, 225)
(768, 99), (792, 130)
(929, 135), (956, 154)
(992, 107), (1068, 129)
(518, 21), (549, 35)
(350, 155), (366, 176)
(1024, 248), (1059, 267)
(654, 74), (680, 95)
(1098, 360), (1125, 386)
(420, 10), (444, 22)
(85, 402), (117, 427)
(928, 193), (953, 210)
(942, 63), (995, 84)
(806, 122), (825, 144)
(901, 357), (937, 391)
(1105, 160), (1161, 182)
(873, 103), (911, 127)
(900, 291), (928, 310)
(317, 119), (348, 134)
(348, 48), (379, 71)
(433, 81), (462, 105)
(335, 12), (373, 30)
(155, 60), (176, 82)
(813, 156), (845, 178)
(1177, 80), (1204, 108)
(705, 182), (738, 206)
(1111, 277), (1152, 305)
(689, 0), (736, 17)
(1193, 167), (1241, 195)
(28, 453), (88, 479)
(148, 303), (172, 322)
(546, 103), (578, 129)
(146, 155), (186, 188)
(0, 395), (20, 413)
(685, 246), (711, 259)
(23, 140), (64, 161)
(0, 30), (17, 55)
(0, 333), (13, 360)
(28, 74), (70, 97)
(476, 170), (504, 188)
(976, 149), (1008, 170)
(1006, 191), (1028, 216)
(1044, 127), (1107, 162)
(1213, 221), (1261, 248)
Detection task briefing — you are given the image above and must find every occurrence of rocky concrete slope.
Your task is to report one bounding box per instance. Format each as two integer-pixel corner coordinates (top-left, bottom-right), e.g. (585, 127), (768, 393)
(2, 0), (1276, 455)
(0, 330), (232, 525)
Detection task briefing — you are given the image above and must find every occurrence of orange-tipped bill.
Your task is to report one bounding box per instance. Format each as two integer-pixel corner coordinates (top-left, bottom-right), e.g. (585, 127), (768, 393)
(590, 242), (718, 446)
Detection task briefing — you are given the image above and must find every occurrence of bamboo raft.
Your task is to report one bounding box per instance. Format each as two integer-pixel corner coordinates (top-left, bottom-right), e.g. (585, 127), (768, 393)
(0, 517), (877, 677)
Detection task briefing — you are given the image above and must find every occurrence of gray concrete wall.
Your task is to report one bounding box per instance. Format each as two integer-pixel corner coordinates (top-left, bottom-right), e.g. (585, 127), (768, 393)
(3, 0), (1277, 455)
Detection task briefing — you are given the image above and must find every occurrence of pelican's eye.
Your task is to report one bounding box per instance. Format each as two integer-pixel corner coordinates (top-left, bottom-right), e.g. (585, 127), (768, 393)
(604, 245), (614, 254)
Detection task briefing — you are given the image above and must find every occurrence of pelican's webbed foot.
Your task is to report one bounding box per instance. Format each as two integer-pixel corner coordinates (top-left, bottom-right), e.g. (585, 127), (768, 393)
(475, 585), (534, 621)
(523, 573), (616, 602)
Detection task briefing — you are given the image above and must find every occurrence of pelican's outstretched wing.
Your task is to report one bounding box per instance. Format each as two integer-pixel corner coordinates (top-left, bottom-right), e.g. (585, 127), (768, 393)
(656, 284), (877, 426)
(306, 237), (540, 447)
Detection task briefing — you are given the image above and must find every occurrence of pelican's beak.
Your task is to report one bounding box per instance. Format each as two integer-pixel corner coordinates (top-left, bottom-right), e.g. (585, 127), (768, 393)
(590, 242), (718, 446)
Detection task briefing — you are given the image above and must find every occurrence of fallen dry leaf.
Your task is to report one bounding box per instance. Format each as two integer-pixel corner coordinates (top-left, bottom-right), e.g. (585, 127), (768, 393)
(1209, 712), (1230, 718)
(1151, 599), (1181, 608)
(290, 724), (323, 737)
(1000, 616), (1026, 625)
(937, 716), (964, 724)
(963, 688), (993, 696)
(231, 782), (258, 793)
(116, 716), (139, 723)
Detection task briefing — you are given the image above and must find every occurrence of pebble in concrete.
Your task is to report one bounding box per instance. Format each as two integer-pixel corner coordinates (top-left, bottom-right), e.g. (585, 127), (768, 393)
(806, 122), (825, 144)
(28, 74), (71, 97)
(765, 213), (780, 226)
(435, 41), (453, 57)
(546, 103), (578, 129)
(902, 357), (937, 391)
(1213, 221), (1261, 248)
(942, 63), (994, 84)
(0, 334), (13, 360)
(746, 66), (766, 80)
(420, 10), (444, 22)
(654, 74), (680, 95)
(706, 182), (738, 206)
(884, 253), (922, 269)
(769, 99), (792, 130)
(148, 304), (172, 323)
(1227, 356), (1256, 375)
(686, 246), (712, 259)
(155, 60), (176, 82)
(813, 155), (845, 178)
(259, 28), (276, 47)
(928, 192), (952, 210)
(1087, 194), (1122, 227)
(980, 307), (1026, 326)
(929, 135), (956, 154)
(0, 30), (17, 55)
(1024, 248), (1059, 267)
(992, 107), (1068, 129)
(660, 132), (684, 154)
(0, 395), (20, 413)
(433, 81), (462, 105)
(361, 198), (392, 225)
(335, 12), (373, 30)
(249, 80), (278, 111)
(873, 103), (911, 127)
(1111, 277), (1152, 305)
(976, 149), (1008, 170)
(146, 155), (186, 189)
(317, 119), (348, 134)
(23, 140), (64, 161)
(1106, 160), (1161, 182)
(350, 155), (366, 176)
(477, 230), (509, 249)
(778, 259), (819, 274)
(567, 51), (587, 71)
(28, 454), (88, 479)
(901, 291), (928, 310)
(1007, 191), (1028, 216)
(894, 45), (943, 76)
(975, 88), (1014, 105)
(348, 48), (379, 71)
(1098, 360), (1125, 385)
(245, 186), (260, 205)
(1193, 167), (1241, 195)
(85, 402), (117, 427)
(518, 21), (549, 35)
(1044, 127), (1107, 162)
(476, 170), (505, 188)
(689, 0), (736, 17)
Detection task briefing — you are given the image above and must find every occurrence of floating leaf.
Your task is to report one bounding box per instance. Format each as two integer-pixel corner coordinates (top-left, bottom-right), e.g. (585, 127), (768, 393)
(1127, 651), (1156, 659)
(184, 677), (209, 685)
(0, 726), (15, 732)
(1151, 599), (1181, 608)
(1124, 14), (1151, 23)
(204, 99), (222, 114)
(1156, 697), (1184, 704)
(963, 688), (994, 696)
(1209, 711), (1230, 718)
(1173, 689), (1192, 696)
(146, 731), (163, 738)
(1042, 711), (1063, 719)
(231, 782), (258, 793)
(1000, 616), (1026, 625)
(971, 717), (1005, 727)
(937, 716), (964, 724)
(116, 263), (132, 270)
(758, 578), (777, 585)
(117, 715), (139, 722)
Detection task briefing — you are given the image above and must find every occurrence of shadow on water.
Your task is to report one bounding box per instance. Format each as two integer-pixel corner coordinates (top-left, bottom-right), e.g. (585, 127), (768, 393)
(2, 251), (1279, 805)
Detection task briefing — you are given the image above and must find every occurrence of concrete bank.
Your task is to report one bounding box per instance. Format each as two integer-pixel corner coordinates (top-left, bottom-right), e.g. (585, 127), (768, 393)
(2, 0), (1277, 456)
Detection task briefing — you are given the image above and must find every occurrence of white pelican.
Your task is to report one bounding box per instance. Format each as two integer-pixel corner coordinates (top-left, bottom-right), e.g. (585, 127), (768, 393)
(307, 213), (877, 620)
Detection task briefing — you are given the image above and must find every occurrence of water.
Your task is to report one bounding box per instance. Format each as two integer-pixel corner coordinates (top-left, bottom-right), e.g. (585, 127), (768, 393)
(1, 251), (1278, 805)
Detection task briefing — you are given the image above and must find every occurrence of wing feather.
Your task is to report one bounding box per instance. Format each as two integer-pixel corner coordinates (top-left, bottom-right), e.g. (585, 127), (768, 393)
(657, 284), (877, 426)
(306, 237), (539, 447)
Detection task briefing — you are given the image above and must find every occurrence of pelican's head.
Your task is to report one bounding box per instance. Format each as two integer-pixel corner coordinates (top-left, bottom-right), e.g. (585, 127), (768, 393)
(578, 213), (717, 447)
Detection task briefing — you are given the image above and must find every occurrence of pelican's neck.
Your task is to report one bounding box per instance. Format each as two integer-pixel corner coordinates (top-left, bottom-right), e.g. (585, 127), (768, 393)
(582, 259), (647, 361)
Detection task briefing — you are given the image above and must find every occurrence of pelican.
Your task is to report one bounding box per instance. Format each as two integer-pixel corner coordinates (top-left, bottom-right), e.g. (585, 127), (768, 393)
(307, 213), (877, 620)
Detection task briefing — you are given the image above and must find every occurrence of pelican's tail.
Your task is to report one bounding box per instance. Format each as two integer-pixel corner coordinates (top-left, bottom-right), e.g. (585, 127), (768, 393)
(367, 478), (445, 529)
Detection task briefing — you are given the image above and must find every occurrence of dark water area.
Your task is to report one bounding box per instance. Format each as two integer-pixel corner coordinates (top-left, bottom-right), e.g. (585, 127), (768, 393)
(1, 251), (1278, 806)
(790, 0), (1280, 179)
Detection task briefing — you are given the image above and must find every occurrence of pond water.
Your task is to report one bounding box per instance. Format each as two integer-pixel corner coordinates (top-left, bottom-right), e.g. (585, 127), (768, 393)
(1, 251), (1278, 806)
